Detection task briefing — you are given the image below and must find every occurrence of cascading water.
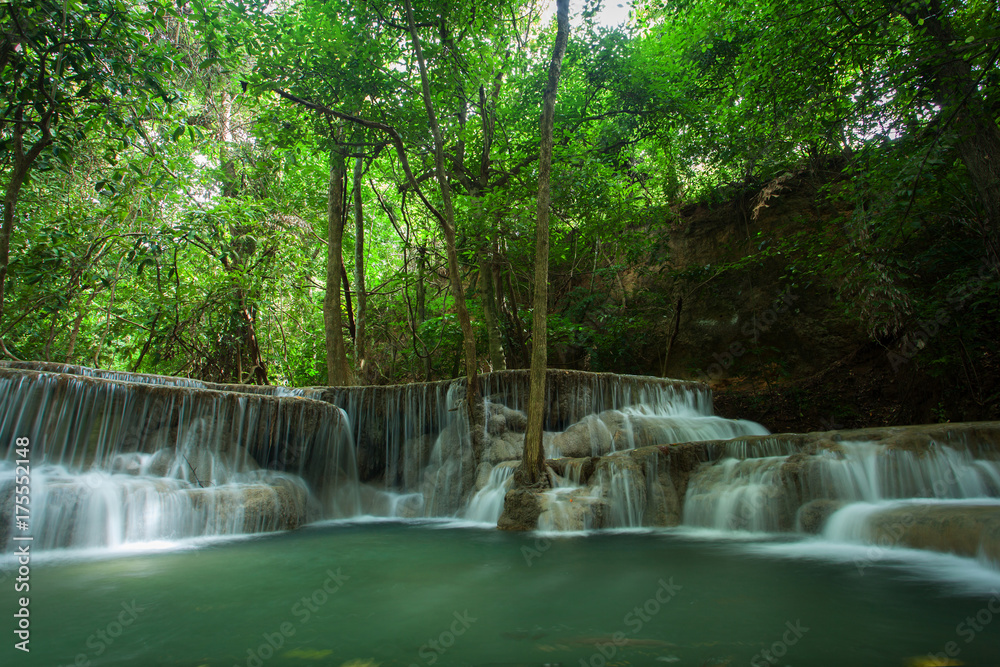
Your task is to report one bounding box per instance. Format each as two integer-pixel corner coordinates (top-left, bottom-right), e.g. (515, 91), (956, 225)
(11, 360), (996, 572)
(4, 364), (769, 551)
(682, 440), (1000, 533)
(319, 369), (767, 524)
(0, 366), (359, 552)
(7, 364), (1000, 667)
(465, 463), (517, 523)
(674, 436), (1000, 568)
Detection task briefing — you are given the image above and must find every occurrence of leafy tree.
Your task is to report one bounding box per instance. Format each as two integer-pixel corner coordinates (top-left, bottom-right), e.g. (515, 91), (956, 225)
(0, 0), (177, 353)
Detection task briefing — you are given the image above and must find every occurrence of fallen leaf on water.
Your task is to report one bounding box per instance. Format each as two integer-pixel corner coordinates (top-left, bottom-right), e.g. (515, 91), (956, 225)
(282, 648), (333, 660)
(568, 636), (675, 648)
(906, 658), (964, 667)
(340, 660), (380, 667)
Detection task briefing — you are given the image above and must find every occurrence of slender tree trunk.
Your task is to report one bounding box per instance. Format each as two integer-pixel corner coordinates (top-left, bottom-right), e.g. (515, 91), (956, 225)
(238, 297), (268, 384)
(132, 311), (160, 372)
(93, 255), (126, 368)
(480, 247), (506, 371)
(324, 146), (353, 385)
(66, 292), (98, 362)
(340, 261), (355, 339)
(500, 269), (530, 368)
(353, 156), (367, 376)
(403, 0), (479, 412)
(416, 246), (432, 381)
(0, 163), (29, 341)
(517, 0), (570, 487)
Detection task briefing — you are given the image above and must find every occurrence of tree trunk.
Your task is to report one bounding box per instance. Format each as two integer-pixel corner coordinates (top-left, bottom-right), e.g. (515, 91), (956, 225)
(238, 297), (268, 385)
(403, 0), (480, 425)
(341, 261), (355, 340)
(500, 268), (530, 368)
(480, 247), (506, 371)
(353, 156), (368, 376)
(324, 146), (353, 386)
(65, 292), (98, 363)
(517, 0), (570, 488)
(416, 246), (432, 381)
(0, 113), (52, 342)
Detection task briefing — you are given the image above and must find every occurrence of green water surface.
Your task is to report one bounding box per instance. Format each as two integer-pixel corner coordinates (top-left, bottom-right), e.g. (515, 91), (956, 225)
(6, 521), (1000, 667)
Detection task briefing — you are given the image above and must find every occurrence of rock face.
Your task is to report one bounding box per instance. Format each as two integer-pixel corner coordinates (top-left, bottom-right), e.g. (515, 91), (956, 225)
(797, 499), (844, 534)
(658, 172), (862, 382)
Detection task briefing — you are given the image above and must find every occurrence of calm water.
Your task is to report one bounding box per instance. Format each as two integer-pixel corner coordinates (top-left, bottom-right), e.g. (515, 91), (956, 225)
(7, 521), (1000, 667)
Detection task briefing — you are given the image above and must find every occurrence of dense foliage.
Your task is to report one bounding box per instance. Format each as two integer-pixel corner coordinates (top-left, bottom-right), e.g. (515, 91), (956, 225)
(2, 0), (997, 419)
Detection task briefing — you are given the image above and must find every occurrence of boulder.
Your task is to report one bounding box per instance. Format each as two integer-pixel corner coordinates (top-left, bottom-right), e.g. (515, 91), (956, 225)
(797, 499), (844, 533)
(497, 488), (543, 531)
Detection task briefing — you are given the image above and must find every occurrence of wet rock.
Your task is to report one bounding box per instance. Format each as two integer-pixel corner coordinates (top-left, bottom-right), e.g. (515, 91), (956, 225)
(797, 499), (843, 533)
(538, 489), (606, 530)
(487, 412), (507, 436)
(145, 448), (174, 477)
(552, 414), (613, 458)
(779, 452), (810, 499)
(547, 457), (599, 485)
(497, 488), (543, 531)
(485, 401), (527, 436)
(187, 479), (308, 532)
(866, 504), (1000, 564)
(502, 406), (528, 432)
(110, 453), (144, 475)
(485, 430), (524, 465)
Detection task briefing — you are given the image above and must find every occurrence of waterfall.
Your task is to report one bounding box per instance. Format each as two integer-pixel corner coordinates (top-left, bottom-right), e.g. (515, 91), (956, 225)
(683, 456), (792, 532)
(8, 360), (996, 570)
(0, 367), (359, 552)
(3, 364), (768, 551)
(670, 437), (1000, 567)
(316, 369), (766, 524)
(465, 463), (517, 523)
(681, 441), (1000, 532)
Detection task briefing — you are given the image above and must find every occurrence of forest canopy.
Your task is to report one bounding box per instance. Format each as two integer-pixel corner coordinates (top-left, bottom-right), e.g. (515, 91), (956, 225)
(2, 0), (997, 417)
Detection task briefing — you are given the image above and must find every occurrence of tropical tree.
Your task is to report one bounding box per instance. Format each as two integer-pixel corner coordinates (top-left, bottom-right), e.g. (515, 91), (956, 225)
(0, 0), (177, 354)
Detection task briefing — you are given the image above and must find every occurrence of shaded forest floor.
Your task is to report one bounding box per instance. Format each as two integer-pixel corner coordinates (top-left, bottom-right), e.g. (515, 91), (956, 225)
(711, 342), (1000, 434)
